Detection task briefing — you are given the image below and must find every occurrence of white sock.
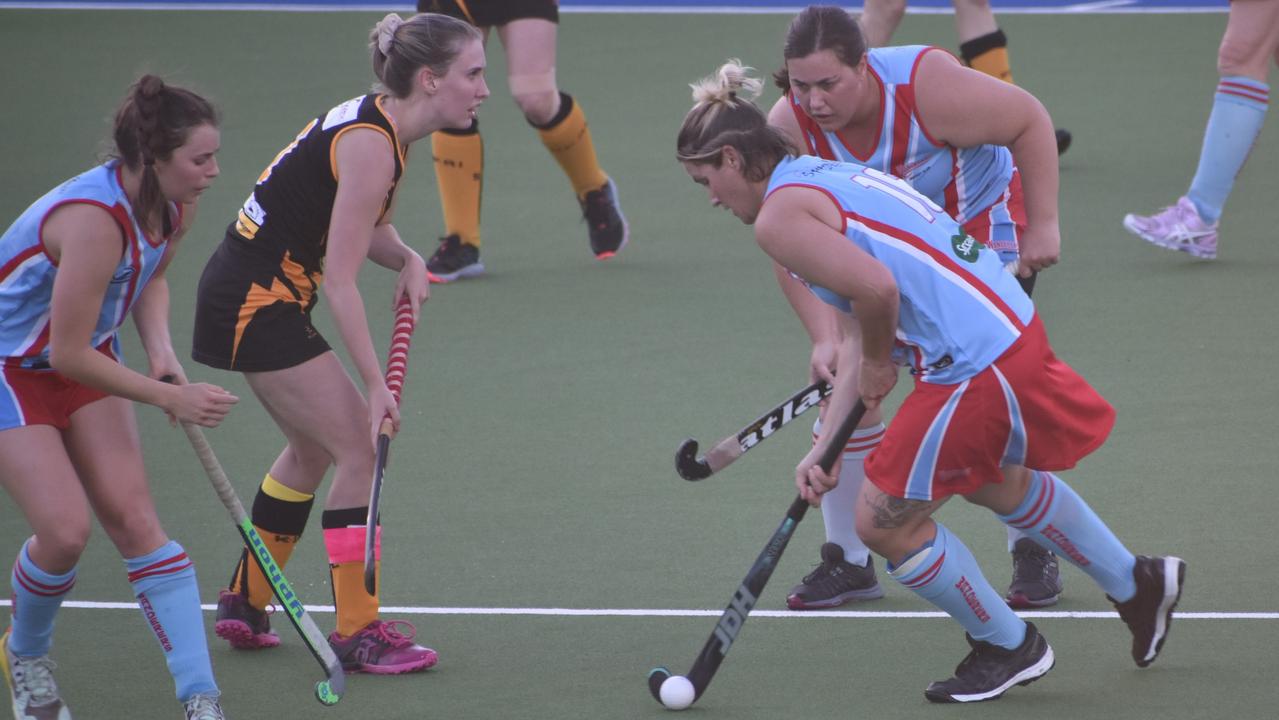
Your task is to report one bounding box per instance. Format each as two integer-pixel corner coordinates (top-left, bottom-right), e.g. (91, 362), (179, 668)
(815, 420), (885, 566)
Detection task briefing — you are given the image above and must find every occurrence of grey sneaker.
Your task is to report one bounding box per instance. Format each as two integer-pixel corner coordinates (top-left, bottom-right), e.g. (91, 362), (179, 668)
(183, 693), (225, 720)
(2, 629), (70, 720)
(1110, 555), (1186, 668)
(1005, 538), (1064, 609)
(786, 543), (884, 610)
(925, 622), (1055, 703)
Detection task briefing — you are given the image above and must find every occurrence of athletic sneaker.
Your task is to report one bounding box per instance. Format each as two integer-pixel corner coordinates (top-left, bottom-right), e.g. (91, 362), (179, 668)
(426, 234), (485, 283)
(1122, 197), (1218, 259)
(2, 629), (70, 720)
(328, 620), (438, 675)
(1005, 538), (1064, 609)
(183, 694), (225, 720)
(786, 543), (884, 610)
(214, 589), (280, 650)
(924, 622), (1055, 703)
(1055, 128), (1072, 156)
(1109, 555), (1186, 668)
(580, 179), (629, 259)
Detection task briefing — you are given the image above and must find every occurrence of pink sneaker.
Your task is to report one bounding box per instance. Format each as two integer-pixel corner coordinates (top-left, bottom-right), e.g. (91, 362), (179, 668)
(214, 589), (280, 650)
(1122, 196), (1218, 259)
(327, 620), (438, 675)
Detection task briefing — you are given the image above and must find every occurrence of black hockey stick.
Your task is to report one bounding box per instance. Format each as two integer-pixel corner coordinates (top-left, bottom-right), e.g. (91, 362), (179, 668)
(675, 381), (831, 480)
(163, 378), (344, 705)
(649, 397), (868, 709)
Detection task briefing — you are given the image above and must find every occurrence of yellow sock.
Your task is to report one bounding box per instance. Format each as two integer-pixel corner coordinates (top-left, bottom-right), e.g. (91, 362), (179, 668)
(960, 30), (1015, 85)
(321, 510), (379, 638)
(535, 93), (609, 199)
(329, 560), (379, 637)
(432, 121), (483, 247)
(230, 474), (313, 610)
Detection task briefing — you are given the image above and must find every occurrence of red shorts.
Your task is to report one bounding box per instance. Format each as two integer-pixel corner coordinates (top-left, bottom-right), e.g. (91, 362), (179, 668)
(865, 315), (1115, 500)
(0, 344), (117, 431)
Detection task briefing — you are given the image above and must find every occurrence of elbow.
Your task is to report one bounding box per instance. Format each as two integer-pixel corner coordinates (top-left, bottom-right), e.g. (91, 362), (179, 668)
(321, 278), (357, 303)
(47, 344), (82, 380)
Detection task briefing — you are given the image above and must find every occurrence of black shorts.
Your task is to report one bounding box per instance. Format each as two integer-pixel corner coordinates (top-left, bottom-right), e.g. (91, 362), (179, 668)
(191, 237), (330, 373)
(417, 0), (558, 26)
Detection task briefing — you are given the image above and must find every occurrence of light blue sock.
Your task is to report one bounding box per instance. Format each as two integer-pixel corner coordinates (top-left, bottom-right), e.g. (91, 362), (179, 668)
(889, 522), (1026, 649)
(999, 471), (1137, 601)
(125, 540), (218, 701)
(1187, 76), (1269, 224)
(7, 540), (76, 657)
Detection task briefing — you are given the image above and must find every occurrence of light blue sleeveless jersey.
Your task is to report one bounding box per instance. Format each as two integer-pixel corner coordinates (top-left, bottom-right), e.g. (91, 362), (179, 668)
(766, 155), (1033, 384)
(786, 45), (1014, 227)
(0, 162), (171, 366)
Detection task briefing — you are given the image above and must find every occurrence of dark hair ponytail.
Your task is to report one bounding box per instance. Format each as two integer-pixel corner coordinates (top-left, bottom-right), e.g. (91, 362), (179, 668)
(111, 75), (218, 236)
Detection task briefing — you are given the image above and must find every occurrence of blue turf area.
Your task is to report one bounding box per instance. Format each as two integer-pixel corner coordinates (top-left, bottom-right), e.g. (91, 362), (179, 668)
(0, 0), (1232, 11)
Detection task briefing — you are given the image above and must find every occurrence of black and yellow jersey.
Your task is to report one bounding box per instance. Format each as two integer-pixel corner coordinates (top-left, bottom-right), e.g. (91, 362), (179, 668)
(228, 93), (406, 281)
(191, 94), (405, 372)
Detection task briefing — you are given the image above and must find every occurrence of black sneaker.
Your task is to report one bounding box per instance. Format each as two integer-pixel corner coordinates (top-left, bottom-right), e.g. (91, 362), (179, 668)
(426, 234), (484, 283)
(924, 622), (1055, 703)
(1109, 555), (1185, 668)
(1005, 538), (1064, 609)
(1056, 128), (1072, 156)
(786, 542), (884, 610)
(580, 179), (629, 259)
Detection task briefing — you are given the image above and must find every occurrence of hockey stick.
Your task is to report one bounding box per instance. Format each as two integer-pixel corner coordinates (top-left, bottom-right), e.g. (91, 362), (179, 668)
(364, 297), (417, 595)
(675, 381), (831, 481)
(648, 397), (868, 709)
(167, 386), (345, 706)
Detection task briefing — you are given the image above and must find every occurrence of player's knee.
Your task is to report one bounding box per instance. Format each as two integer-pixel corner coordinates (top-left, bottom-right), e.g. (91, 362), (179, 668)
(952, 0), (992, 11)
(509, 70), (559, 125)
(867, 0), (907, 23)
(855, 522), (900, 559)
(98, 507), (165, 555)
(1217, 36), (1269, 79)
(514, 90), (560, 126)
(35, 522), (91, 567)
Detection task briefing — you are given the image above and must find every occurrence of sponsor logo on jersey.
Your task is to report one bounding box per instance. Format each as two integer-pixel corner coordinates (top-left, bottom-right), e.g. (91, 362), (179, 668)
(951, 233), (980, 262)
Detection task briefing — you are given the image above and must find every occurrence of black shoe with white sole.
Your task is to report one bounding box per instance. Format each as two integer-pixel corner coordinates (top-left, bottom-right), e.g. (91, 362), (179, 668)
(924, 622), (1055, 704)
(1110, 555), (1185, 668)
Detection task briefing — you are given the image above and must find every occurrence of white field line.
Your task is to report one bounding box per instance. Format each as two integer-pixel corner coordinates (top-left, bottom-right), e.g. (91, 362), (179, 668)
(1, 600), (1272, 620)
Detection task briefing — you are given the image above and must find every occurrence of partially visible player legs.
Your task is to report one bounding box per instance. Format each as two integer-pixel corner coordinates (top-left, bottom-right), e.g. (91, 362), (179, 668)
(1005, 527), (1063, 608)
(986, 467), (1185, 668)
(69, 397), (221, 710)
(428, 120), (486, 282)
(952, 0), (1072, 155)
(786, 420), (885, 609)
(855, 484), (1053, 704)
(244, 354), (436, 675)
(216, 472), (315, 650)
(499, 18), (628, 258)
(1123, 1), (1277, 259)
(0, 427), (82, 720)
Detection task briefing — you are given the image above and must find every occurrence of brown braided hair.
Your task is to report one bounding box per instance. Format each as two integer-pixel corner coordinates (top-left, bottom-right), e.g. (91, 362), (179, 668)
(110, 75), (218, 237)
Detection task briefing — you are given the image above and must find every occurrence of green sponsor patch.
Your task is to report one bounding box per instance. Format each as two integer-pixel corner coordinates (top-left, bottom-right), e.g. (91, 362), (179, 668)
(951, 233), (980, 262)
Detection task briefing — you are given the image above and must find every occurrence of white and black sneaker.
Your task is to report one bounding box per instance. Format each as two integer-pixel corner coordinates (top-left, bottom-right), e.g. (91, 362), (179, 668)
(1110, 555), (1185, 668)
(924, 622), (1055, 703)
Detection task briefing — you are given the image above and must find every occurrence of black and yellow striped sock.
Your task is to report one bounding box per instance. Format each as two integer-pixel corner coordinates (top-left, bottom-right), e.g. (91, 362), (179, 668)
(960, 29), (1014, 84)
(533, 92), (609, 199)
(228, 473), (313, 610)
